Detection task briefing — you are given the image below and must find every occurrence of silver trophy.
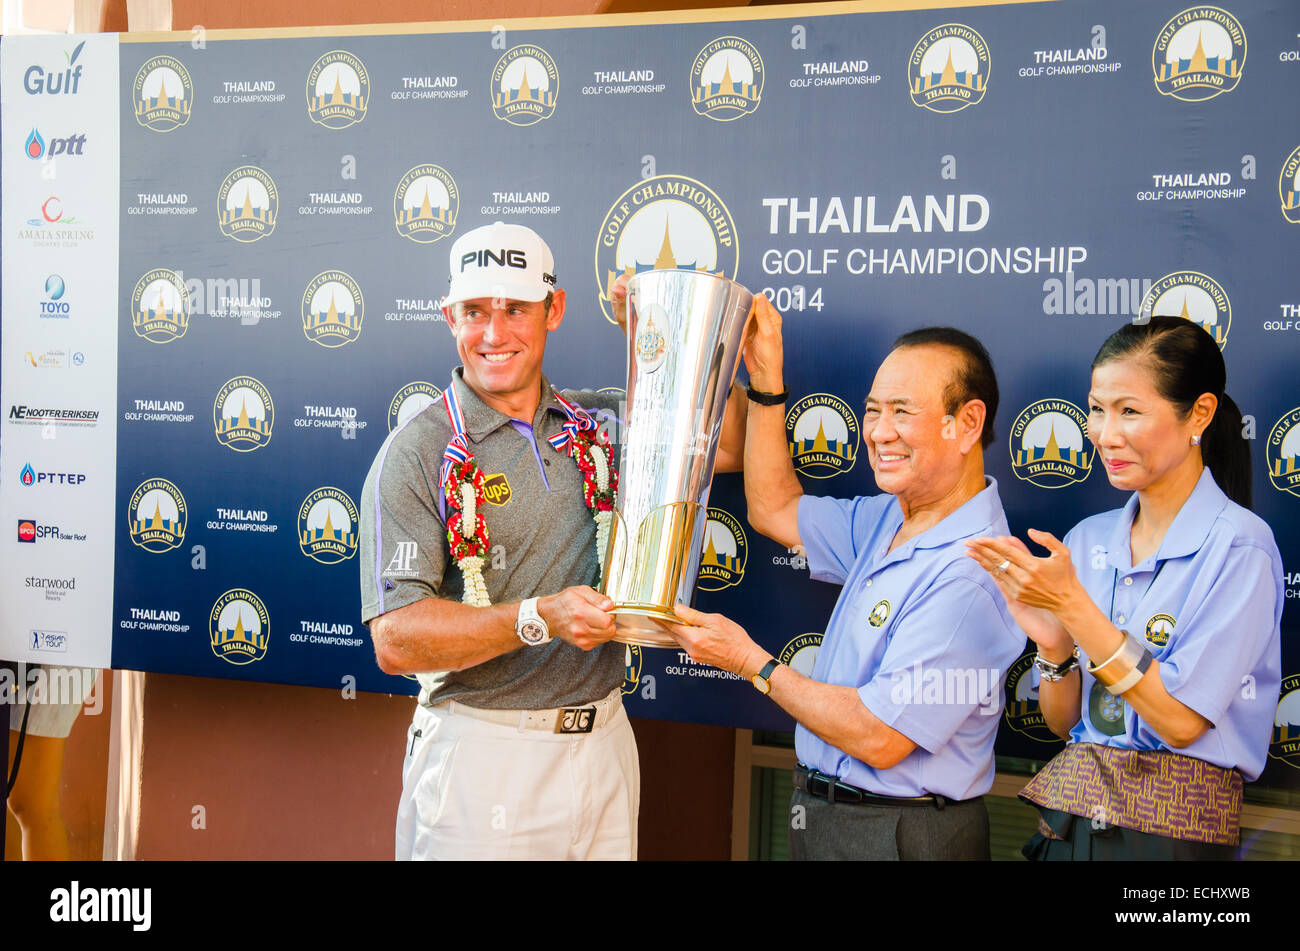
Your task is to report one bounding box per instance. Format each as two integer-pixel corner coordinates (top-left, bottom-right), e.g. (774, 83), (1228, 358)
(601, 270), (753, 647)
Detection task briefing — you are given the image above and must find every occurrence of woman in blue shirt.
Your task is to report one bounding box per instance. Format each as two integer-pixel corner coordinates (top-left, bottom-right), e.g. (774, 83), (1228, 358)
(968, 315), (1283, 859)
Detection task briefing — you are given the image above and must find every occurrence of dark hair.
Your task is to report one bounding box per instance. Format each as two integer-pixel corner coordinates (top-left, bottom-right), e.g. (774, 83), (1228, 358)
(1091, 315), (1250, 508)
(891, 326), (999, 448)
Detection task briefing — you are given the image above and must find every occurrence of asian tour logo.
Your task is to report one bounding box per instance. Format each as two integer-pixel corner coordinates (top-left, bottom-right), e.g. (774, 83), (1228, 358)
(1271, 675), (1300, 771)
(690, 36), (762, 121)
(306, 51), (368, 129)
(492, 45), (557, 126)
(779, 633), (822, 678)
(301, 270), (363, 348)
(213, 376), (274, 452)
(909, 23), (990, 114)
(697, 507), (746, 592)
(393, 164), (458, 244)
(786, 393), (859, 478)
(298, 487), (359, 564)
(1267, 407), (1300, 498)
(127, 478), (186, 553)
(1153, 6), (1246, 102)
(1138, 271), (1231, 349)
(210, 588), (269, 666)
(1004, 650), (1061, 743)
(1010, 399), (1093, 489)
(133, 55), (192, 132)
(1281, 146), (1300, 225)
(131, 268), (190, 344)
(218, 166), (277, 243)
(595, 174), (738, 325)
(388, 381), (441, 431)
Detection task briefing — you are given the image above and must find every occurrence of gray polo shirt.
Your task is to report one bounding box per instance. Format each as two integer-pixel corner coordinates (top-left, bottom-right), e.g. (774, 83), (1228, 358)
(359, 368), (625, 710)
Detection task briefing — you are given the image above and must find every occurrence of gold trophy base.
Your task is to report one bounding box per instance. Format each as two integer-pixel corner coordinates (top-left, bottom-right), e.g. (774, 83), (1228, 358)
(612, 605), (683, 648)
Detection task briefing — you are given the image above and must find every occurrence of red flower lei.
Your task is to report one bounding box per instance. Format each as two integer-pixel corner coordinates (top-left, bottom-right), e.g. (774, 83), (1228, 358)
(443, 459), (489, 560)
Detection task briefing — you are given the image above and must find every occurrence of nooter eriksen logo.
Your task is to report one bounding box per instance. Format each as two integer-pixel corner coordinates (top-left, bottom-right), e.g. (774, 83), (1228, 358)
(131, 268), (190, 344)
(301, 270), (363, 348)
(492, 45), (557, 126)
(393, 164), (458, 243)
(210, 588), (270, 666)
(213, 376), (274, 451)
(1138, 270), (1231, 349)
(786, 393), (859, 478)
(1152, 6), (1246, 102)
(298, 487), (359, 564)
(133, 55), (192, 132)
(127, 478), (187, 553)
(595, 174), (738, 325)
(697, 507), (746, 592)
(909, 23), (989, 113)
(388, 381), (442, 432)
(218, 166), (277, 242)
(690, 36), (763, 121)
(306, 50), (369, 129)
(1009, 399), (1093, 489)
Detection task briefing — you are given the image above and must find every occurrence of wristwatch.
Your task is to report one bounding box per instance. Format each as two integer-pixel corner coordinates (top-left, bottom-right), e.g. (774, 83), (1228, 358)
(751, 658), (781, 695)
(516, 597), (551, 646)
(1033, 646), (1080, 682)
(745, 383), (789, 406)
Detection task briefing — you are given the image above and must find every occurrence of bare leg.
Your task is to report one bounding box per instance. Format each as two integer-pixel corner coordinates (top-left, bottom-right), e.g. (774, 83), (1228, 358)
(6, 731), (71, 861)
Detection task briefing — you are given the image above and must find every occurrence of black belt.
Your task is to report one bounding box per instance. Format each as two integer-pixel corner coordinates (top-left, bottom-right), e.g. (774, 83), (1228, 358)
(794, 763), (949, 809)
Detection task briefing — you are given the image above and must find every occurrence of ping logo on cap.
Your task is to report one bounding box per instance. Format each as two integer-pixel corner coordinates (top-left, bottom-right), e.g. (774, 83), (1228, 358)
(460, 248), (528, 272)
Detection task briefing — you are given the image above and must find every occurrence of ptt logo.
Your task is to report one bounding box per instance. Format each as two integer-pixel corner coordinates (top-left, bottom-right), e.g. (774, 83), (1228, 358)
(387, 381), (441, 432)
(23, 40), (86, 95)
(24, 129), (87, 160)
(1153, 6), (1246, 102)
(18, 465), (86, 487)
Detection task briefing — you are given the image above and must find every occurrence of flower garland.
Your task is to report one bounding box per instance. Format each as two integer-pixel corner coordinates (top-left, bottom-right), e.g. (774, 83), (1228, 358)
(442, 409), (619, 609)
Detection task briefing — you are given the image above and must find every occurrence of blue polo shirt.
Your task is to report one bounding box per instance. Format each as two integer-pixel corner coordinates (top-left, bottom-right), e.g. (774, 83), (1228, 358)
(796, 478), (1026, 800)
(1064, 468), (1282, 782)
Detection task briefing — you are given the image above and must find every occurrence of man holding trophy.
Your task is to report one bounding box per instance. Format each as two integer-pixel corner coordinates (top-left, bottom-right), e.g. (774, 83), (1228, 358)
(359, 222), (649, 861)
(670, 300), (1026, 860)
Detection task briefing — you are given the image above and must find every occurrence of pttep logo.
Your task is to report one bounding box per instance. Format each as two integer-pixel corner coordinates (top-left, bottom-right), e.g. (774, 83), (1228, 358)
(1153, 6), (1246, 102)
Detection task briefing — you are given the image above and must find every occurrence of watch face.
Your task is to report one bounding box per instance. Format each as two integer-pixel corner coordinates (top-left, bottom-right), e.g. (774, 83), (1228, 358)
(521, 621), (548, 644)
(751, 675), (770, 695)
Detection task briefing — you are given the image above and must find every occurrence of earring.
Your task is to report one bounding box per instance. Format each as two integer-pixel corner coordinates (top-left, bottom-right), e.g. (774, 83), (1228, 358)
(1191, 433), (1202, 446)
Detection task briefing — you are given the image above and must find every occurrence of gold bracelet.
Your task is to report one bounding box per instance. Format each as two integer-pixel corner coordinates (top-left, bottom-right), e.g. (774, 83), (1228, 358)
(1087, 631), (1153, 695)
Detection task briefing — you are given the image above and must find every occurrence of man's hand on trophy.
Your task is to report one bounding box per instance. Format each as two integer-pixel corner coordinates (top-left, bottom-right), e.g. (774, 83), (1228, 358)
(668, 604), (770, 679)
(607, 272), (631, 335)
(539, 586), (619, 650)
(743, 294), (785, 392)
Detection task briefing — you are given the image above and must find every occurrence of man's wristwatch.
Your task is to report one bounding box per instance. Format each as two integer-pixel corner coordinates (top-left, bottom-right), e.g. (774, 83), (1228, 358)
(751, 658), (781, 695)
(516, 597), (551, 646)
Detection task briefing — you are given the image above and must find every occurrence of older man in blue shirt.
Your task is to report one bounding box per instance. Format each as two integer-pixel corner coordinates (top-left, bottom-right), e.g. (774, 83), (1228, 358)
(671, 298), (1025, 860)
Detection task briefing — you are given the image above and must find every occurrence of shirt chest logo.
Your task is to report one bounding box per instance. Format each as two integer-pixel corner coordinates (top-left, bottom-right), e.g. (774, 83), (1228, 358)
(868, 599), (891, 627)
(1145, 613), (1176, 647)
(482, 473), (512, 506)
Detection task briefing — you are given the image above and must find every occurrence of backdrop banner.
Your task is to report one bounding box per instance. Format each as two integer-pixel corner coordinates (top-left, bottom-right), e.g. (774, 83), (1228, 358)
(1, 0), (1297, 789)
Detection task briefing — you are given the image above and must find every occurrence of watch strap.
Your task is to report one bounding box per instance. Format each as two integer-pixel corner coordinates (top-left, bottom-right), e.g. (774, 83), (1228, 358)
(746, 384), (789, 406)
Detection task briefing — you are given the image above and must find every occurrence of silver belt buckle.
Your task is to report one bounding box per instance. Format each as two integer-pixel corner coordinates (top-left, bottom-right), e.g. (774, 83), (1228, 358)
(555, 705), (597, 734)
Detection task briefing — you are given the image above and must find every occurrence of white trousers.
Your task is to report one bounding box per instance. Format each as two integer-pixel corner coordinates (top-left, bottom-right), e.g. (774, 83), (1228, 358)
(396, 691), (640, 860)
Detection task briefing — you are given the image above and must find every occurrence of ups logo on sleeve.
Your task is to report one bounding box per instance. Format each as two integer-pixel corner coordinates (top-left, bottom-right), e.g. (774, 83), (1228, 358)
(483, 473), (512, 506)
